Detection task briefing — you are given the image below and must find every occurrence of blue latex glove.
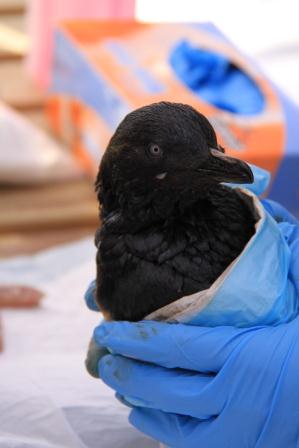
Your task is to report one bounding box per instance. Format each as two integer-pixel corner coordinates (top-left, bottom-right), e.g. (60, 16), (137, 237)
(169, 40), (265, 115)
(93, 317), (299, 448)
(84, 279), (99, 311)
(261, 198), (298, 225)
(86, 203), (299, 447)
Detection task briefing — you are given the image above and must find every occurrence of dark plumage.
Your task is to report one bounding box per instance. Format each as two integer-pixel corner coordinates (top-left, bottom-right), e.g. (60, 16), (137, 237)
(95, 102), (257, 322)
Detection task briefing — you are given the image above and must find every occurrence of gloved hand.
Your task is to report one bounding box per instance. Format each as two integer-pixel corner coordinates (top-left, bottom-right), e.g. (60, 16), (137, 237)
(261, 198), (298, 225)
(91, 318), (299, 448)
(262, 199), (299, 298)
(85, 201), (299, 448)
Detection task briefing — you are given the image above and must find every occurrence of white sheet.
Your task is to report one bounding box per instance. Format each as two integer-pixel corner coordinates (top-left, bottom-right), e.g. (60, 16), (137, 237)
(0, 238), (158, 448)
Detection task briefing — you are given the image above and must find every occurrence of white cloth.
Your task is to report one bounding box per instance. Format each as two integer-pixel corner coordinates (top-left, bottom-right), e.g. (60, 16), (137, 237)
(0, 239), (157, 448)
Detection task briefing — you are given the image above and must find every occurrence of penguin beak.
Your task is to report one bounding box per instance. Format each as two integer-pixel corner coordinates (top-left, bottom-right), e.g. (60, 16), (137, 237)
(197, 148), (253, 184)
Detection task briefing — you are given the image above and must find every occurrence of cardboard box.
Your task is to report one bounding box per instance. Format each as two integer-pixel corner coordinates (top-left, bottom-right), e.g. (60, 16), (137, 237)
(48, 21), (299, 214)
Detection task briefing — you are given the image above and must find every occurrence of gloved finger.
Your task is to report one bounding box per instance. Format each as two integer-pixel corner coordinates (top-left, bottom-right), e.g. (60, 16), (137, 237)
(274, 221), (299, 296)
(115, 392), (134, 408)
(84, 280), (100, 311)
(94, 320), (262, 372)
(85, 337), (110, 378)
(129, 407), (217, 448)
(261, 199), (298, 225)
(99, 354), (225, 419)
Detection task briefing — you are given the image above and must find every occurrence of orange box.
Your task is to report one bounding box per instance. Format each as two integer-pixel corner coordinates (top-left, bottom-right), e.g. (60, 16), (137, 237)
(48, 21), (299, 213)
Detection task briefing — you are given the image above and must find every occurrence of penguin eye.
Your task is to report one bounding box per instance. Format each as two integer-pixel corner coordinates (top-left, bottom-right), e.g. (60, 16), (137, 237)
(148, 144), (163, 158)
